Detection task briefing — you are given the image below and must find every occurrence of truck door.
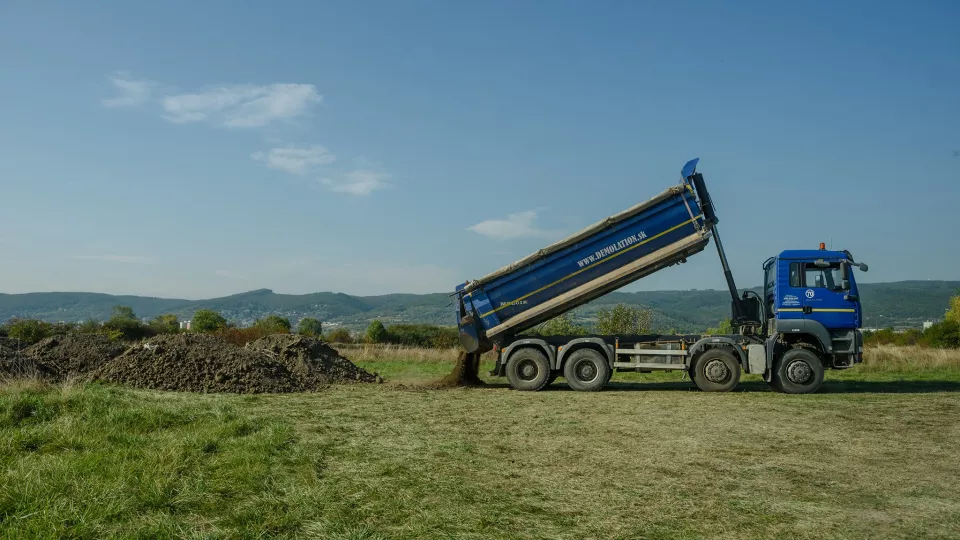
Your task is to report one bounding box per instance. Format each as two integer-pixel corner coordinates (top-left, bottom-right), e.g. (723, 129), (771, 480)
(774, 260), (805, 321)
(800, 260), (859, 329)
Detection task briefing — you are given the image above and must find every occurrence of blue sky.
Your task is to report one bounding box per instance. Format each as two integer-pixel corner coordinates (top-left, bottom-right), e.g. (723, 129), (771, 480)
(1, 0), (957, 299)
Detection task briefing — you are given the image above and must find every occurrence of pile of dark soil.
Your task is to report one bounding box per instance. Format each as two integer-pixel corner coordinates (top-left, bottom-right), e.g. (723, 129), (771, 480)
(26, 334), (127, 380)
(91, 333), (382, 394)
(436, 351), (485, 388)
(0, 337), (23, 360)
(0, 337), (45, 379)
(247, 334), (384, 385)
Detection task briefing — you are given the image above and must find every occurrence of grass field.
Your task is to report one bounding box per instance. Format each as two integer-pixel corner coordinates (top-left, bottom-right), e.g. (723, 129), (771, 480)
(2, 346), (960, 539)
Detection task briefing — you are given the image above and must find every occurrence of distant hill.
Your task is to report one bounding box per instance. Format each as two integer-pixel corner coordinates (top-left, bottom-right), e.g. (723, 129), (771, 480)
(0, 281), (956, 333)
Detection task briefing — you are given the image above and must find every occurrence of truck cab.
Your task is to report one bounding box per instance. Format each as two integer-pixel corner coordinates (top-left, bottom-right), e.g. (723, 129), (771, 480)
(763, 245), (868, 371)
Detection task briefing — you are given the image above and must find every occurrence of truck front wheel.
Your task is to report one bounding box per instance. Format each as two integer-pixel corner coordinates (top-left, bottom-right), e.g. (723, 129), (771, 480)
(691, 348), (741, 392)
(563, 348), (611, 392)
(771, 348), (824, 394)
(505, 348), (551, 391)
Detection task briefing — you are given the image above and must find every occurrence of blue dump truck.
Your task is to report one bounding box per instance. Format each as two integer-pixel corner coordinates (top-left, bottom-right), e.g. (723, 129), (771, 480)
(454, 159), (869, 394)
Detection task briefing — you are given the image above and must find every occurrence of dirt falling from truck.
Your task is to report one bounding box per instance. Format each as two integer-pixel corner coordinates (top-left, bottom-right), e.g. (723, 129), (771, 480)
(436, 351), (485, 388)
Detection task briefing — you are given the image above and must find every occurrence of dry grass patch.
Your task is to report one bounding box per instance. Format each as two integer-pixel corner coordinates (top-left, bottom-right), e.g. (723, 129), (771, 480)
(336, 344), (464, 363)
(861, 345), (960, 372)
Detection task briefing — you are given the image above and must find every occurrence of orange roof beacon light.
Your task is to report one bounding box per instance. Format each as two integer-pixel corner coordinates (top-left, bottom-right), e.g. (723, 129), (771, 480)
(819, 242), (826, 250)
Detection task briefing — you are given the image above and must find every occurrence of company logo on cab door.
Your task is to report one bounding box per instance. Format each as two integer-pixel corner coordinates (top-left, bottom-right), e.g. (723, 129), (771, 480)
(805, 289), (815, 299)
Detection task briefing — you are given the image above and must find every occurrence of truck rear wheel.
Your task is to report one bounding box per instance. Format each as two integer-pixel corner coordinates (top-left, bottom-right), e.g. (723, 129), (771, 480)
(563, 348), (610, 392)
(771, 348), (824, 394)
(691, 348), (741, 392)
(505, 348), (551, 391)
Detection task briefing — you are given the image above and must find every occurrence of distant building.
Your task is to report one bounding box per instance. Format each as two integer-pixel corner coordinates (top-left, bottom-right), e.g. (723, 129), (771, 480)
(923, 321), (934, 330)
(179, 320), (192, 330)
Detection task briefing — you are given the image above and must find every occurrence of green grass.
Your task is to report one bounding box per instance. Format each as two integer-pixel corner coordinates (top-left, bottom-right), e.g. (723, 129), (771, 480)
(2, 352), (960, 539)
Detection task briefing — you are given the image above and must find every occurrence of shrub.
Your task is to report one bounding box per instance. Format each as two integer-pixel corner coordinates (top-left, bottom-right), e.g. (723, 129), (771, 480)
(217, 327), (272, 347)
(50, 322), (77, 335)
(897, 328), (923, 346)
(923, 320), (960, 349)
(534, 313), (588, 337)
(865, 328), (927, 347)
(193, 310), (228, 333)
(366, 320), (387, 344)
(74, 319), (104, 334)
(103, 305), (152, 341)
(705, 318), (734, 335)
(946, 292), (960, 324)
(326, 327), (353, 343)
(596, 304), (652, 335)
(4, 318), (53, 345)
(385, 324), (460, 348)
(149, 314), (180, 335)
(297, 317), (323, 338)
(865, 328), (897, 346)
(252, 315), (292, 335)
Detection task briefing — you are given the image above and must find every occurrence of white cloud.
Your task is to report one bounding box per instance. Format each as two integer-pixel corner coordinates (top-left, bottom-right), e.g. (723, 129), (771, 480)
(467, 210), (553, 240)
(68, 255), (153, 264)
(251, 145), (336, 175)
(320, 170), (389, 196)
(161, 83), (321, 127)
(101, 72), (157, 108)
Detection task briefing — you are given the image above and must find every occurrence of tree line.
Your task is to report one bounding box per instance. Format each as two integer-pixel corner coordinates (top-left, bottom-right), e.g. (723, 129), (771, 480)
(3, 293), (958, 349)
(0, 307), (326, 346)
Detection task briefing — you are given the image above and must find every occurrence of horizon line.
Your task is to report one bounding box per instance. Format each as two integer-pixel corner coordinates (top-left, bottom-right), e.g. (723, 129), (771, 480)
(1, 279), (956, 302)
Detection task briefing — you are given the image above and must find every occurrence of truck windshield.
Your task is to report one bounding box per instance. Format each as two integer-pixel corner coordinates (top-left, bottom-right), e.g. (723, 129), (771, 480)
(764, 262), (775, 296)
(803, 262), (844, 291)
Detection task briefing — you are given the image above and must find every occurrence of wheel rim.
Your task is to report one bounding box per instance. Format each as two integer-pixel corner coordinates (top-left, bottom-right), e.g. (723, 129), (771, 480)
(703, 359), (730, 383)
(786, 359), (814, 385)
(573, 359), (599, 383)
(517, 359), (540, 381)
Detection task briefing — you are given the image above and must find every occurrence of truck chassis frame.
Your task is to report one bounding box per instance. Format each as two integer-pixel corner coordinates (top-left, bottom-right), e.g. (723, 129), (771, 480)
(490, 330), (861, 394)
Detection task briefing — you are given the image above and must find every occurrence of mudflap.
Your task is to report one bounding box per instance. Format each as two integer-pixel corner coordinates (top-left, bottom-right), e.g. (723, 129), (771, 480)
(489, 360), (506, 377)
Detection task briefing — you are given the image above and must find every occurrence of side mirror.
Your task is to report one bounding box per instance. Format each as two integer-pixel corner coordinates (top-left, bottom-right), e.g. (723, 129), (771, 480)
(858, 262), (869, 272)
(840, 262), (851, 290)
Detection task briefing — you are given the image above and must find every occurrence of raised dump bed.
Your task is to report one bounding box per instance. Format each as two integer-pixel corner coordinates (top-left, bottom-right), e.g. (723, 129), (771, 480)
(456, 164), (712, 353)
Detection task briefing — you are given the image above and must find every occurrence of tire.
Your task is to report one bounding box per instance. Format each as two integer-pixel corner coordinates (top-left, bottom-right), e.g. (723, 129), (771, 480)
(505, 348), (551, 391)
(563, 348), (611, 392)
(771, 348), (824, 394)
(691, 348), (741, 392)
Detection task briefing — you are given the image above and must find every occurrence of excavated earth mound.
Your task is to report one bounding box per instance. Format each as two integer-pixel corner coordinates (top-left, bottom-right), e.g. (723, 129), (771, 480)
(0, 337), (46, 379)
(91, 333), (382, 394)
(246, 334), (384, 386)
(26, 334), (127, 380)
